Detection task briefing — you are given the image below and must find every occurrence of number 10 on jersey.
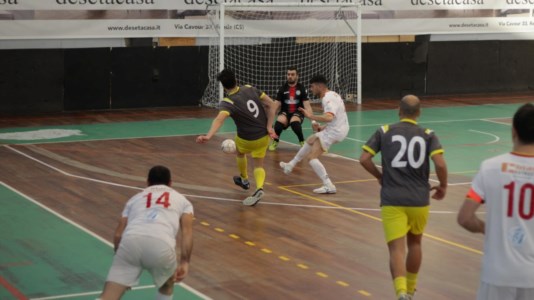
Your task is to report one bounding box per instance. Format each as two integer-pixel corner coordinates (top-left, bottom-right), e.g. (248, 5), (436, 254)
(505, 182), (534, 220)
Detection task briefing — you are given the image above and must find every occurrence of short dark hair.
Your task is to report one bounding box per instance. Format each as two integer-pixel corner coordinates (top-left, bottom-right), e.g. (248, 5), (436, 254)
(309, 74), (328, 85)
(217, 69), (237, 90)
(287, 66), (299, 75)
(513, 103), (534, 144)
(147, 165), (171, 186)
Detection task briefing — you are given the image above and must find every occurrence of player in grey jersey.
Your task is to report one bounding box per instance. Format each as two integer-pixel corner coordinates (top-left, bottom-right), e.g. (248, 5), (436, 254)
(360, 95), (448, 300)
(197, 69), (277, 206)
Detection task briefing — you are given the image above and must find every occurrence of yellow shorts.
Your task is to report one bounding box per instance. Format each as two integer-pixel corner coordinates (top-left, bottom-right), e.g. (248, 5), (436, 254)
(381, 206), (429, 243)
(235, 135), (269, 158)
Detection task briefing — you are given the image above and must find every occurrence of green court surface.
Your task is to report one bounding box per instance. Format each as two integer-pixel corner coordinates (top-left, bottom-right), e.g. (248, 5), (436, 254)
(0, 183), (204, 300)
(0, 103), (522, 175)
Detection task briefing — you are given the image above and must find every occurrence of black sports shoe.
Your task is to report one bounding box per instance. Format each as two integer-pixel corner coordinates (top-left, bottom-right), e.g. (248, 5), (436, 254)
(243, 189), (264, 206)
(233, 176), (250, 190)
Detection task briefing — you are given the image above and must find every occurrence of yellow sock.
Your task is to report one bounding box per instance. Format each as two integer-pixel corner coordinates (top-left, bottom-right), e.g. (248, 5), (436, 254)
(236, 156), (248, 179)
(393, 276), (407, 297)
(407, 272), (417, 295)
(253, 168), (265, 190)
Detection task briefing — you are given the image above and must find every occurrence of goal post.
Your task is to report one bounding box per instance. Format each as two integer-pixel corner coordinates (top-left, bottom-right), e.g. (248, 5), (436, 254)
(202, 2), (362, 107)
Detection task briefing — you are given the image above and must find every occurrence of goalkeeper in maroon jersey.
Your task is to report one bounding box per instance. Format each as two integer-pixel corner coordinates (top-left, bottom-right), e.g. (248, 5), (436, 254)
(269, 67), (313, 151)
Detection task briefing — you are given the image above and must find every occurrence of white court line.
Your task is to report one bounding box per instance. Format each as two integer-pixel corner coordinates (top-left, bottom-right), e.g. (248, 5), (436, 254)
(0, 181), (211, 300)
(481, 119), (512, 126)
(468, 129), (501, 145)
(2, 130), (237, 146)
(30, 284), (157, 300)
(4, 145), (464, 212)
(342, 117), (511, 129)
(344, 136), (367, 143)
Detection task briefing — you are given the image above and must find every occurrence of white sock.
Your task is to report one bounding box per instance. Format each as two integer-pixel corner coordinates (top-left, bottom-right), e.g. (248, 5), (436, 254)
(156, 292), (173, 300)
(289, 142), (312, 166)
(309, 159), (332, 186)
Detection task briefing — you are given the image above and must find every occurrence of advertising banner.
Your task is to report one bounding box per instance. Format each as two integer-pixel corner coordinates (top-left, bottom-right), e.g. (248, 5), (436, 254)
(0, 0), (533, 38)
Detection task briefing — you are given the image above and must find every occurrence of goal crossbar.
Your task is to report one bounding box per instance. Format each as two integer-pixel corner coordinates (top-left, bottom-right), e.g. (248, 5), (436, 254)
(205, 2), (362, 105)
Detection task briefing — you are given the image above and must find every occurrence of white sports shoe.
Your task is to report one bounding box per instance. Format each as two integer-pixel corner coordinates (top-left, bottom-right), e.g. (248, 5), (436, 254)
(242, 189), (264, 206)
(398, 294), (413, 300)
(279, 161), (294, 174)
(313, 184), (337, 194)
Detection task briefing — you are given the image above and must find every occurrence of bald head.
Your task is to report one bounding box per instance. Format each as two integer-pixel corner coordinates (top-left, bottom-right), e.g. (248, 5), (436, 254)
(399, 95), (421, 119)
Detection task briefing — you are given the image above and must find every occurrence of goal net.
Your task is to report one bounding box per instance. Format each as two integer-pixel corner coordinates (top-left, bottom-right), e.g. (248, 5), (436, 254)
(201, 2), (362, 107)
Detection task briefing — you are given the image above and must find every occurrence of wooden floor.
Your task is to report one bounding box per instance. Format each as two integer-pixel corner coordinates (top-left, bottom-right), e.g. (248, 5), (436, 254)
(1, 93), (533, 299)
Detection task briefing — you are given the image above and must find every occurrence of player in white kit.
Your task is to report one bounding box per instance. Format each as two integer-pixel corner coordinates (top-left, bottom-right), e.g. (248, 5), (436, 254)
(280, 74), (349, 194)
(99, 166), (194, 300)
(458, 103), (534, 300)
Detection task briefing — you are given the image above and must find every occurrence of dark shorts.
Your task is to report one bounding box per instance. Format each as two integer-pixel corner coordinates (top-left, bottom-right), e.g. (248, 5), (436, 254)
(278, 111), (304, 127)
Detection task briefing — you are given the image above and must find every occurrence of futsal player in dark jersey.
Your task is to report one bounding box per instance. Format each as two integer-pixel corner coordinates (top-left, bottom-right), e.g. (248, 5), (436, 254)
(196, 69), (277, 206)
(360, 95), (448, 300)
(269, 67), (313, 151)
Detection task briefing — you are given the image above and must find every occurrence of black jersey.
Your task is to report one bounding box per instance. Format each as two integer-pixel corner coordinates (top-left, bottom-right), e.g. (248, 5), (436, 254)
(275, 82), (309, 114)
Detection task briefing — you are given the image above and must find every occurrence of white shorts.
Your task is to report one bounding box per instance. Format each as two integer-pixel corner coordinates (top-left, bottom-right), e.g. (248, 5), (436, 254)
(106, 235), (177, 288)
(477, 281), (534, 300)
(315, 129), (347, 151)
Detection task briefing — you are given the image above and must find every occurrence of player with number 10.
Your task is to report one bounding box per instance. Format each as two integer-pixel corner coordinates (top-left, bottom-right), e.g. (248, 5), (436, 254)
(458, 103), (534, 300)
(196, 69), (277, 206)
(359, 95), (448, 300)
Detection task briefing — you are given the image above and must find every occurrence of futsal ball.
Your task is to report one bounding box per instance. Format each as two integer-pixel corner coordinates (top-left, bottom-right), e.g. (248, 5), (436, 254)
(221, 139), (236, 154)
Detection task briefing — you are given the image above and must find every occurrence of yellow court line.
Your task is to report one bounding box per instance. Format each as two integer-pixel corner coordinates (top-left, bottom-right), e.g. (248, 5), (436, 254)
(281, 178), (377, 188)
(279, 186), (382, 222)
(228, 234), (240, 239)
(203, 217), (373, 296)
(278, 186), (483, 255)
(336, 281), (350, 287)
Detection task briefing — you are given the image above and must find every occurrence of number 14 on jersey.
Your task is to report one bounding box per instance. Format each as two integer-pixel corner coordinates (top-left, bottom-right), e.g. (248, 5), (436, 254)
(145, 192), (171, 208)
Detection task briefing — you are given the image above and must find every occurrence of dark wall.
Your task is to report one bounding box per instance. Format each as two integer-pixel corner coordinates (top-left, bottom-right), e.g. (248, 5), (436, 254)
(64, 48), (111, 111)
(426, 40), (534, 94)
(1, 40), (534, 114)
(0, 49), (64, 114)
(0, 46), (209, 114)
(427, 41), (501, 94)
(362, 40), (427, 98)
(111, 47), (207, 109)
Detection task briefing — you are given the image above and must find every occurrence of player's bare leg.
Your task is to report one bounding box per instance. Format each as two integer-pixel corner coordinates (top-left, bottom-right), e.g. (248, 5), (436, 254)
(100, 281), (128, 300)
(406, 232), (423, 297)
(387, 236), (409, 299)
